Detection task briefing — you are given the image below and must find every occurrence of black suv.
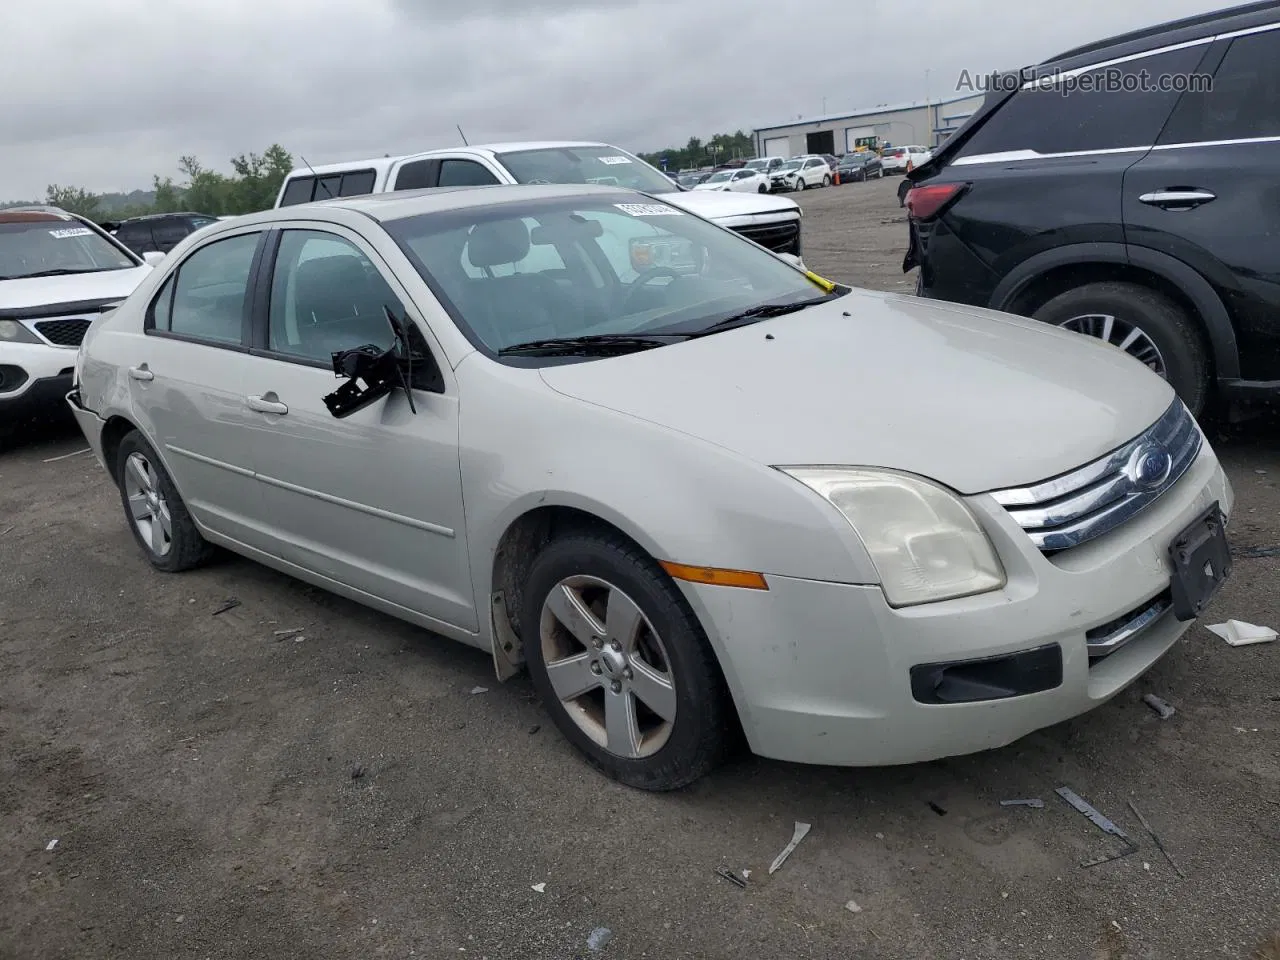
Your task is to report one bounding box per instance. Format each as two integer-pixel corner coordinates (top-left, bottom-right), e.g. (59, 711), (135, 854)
(108, 213), (219, 256)
(904, 1), (1280, 416)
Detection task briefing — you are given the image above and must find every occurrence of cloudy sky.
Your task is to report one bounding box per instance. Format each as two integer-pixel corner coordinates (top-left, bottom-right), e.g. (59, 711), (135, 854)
(3, 0), (1226, 201)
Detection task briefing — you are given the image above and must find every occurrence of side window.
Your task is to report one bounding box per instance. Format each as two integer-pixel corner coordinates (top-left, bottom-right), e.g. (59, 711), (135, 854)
(1160, 30), (1280, 143)
(340, 170), (376, 196)
(166, 233), (260, 344)
(279, 176), (314, 206)
(957, 45), (1210, 156)
(117, 223), (154, 253)
(438, 160), (501, 187)
(395, 160), (435, 191)
(267, 230), (403, 364)
(150, 274), (175, 331)
(153, 219), (191, 251)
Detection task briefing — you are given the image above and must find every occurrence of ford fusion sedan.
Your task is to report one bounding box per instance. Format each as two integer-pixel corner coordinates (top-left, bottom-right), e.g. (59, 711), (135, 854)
(69, 184), (1233, 790)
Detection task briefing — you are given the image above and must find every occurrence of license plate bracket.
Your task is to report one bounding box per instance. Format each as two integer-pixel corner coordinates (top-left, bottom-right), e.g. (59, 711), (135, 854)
(1168, 502), (1231, 621)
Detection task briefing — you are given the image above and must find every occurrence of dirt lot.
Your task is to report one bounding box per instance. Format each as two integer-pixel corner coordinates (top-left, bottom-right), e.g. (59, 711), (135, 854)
(2, 176), (1278, 960)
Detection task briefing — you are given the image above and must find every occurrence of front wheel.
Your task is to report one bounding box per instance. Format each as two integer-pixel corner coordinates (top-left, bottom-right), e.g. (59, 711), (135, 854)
(116, 430), (215, 571)
(758, 183), (768, 193)
(795, 178), (806, 191)
(822, 174), (831, 187)
(521, 531), (732, 791)
(1032, 281), (1210, 415)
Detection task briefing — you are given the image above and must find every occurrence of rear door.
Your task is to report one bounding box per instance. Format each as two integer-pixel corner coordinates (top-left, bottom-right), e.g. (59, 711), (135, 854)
(1123, 26), (1280, 381)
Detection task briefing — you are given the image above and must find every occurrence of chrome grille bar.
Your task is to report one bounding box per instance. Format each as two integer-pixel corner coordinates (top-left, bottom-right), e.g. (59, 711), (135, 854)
(990, 400), (1202, 552)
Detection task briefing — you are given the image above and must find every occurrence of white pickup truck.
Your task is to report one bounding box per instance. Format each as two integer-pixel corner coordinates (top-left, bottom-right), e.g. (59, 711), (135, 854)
(274, 141), (804, 261)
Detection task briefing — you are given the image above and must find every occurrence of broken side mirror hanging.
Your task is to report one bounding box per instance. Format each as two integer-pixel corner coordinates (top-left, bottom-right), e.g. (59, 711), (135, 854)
(322, 306), (442, 419)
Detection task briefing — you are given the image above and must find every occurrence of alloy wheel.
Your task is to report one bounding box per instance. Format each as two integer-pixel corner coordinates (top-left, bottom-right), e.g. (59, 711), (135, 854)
(539, 575), (677, 759)
(123, 451), (173, 557)
(1057, 313), (1167, 377)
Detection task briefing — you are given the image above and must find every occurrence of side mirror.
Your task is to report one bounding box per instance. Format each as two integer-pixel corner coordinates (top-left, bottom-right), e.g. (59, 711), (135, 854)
(322, 308), (444, 419)
(142, 251), (165, 266)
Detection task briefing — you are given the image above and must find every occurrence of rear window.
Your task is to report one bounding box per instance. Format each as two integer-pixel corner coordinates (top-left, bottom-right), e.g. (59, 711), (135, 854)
(955, 45), (1209, 158)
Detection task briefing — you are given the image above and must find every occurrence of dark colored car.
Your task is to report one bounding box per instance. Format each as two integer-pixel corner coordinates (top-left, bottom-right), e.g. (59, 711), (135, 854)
(836, 152), (884, 182)
(904, 0), (1280, 416)
(108, 213), (220, 256)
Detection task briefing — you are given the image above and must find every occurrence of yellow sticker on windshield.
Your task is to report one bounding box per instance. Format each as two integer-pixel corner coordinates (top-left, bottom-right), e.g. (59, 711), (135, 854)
(804, 270), (836, 292)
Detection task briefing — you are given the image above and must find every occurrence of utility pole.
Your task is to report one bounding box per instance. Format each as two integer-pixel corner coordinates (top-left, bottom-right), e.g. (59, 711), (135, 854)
(924, 69), (932, 145)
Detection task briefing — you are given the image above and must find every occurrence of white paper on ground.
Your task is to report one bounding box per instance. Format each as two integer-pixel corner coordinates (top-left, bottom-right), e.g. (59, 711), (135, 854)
(1206, 620), (1277, 647)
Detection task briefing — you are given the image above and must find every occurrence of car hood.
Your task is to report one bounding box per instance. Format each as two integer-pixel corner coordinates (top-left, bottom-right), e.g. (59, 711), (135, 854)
(0, 265), (152, 310)
(538, 289), (1175, 494)
(662, 189), (799, 221)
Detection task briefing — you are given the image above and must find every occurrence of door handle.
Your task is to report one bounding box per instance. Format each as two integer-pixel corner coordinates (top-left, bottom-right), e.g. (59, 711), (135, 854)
(128, 365), (154, 382)
(246, 394), (289, 415)
(1138, 189), (1216, 208)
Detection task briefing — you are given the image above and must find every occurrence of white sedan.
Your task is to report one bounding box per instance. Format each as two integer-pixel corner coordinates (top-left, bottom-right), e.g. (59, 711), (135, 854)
(692, 168), (771, 193)
(68, 183), (1233, 791)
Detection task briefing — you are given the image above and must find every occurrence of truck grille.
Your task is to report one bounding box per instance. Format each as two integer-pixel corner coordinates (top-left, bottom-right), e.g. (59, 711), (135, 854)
(989, 400), (1201, 552)
(732, 220), (801, 255)
(34, 318), (93, 347)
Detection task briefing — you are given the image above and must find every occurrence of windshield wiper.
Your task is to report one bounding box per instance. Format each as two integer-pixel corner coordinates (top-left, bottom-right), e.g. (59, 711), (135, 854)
(686, 292), (844, 337)
(8, 268), (104, 279)
(497, 334), (684, 357)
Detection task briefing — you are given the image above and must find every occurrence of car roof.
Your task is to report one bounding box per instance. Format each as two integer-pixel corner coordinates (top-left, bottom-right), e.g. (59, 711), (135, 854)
(282, 142), (617, 179)
(237, 182), (642, 227)
(1044, 0), (1280, 65)
(118, 212), (216, 223)
(0, 206), (79, 223)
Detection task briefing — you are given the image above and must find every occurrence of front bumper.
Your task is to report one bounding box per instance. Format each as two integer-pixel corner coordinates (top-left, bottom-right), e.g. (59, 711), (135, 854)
(678, 444), (1232, 767)
(0, 371), (75, 419)
(0, 340), (79, 417)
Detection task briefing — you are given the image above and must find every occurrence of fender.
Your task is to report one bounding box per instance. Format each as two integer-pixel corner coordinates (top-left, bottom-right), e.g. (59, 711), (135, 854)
(988, 242), (1240, 380)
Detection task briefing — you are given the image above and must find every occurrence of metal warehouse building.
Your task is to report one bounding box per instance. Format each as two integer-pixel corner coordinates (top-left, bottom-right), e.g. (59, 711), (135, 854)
(752, 92), (986, 158)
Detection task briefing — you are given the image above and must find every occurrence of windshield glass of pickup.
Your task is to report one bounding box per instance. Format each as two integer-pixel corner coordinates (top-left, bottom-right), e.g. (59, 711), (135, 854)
(0, 218), (134, 280)
(385, 195), (837, 357)
(497, 146), (680, 195)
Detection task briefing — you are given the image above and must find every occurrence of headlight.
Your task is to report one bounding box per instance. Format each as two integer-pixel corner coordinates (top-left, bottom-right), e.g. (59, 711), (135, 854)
(780, 467), (1006, 606)
(0, 319), (40, 344)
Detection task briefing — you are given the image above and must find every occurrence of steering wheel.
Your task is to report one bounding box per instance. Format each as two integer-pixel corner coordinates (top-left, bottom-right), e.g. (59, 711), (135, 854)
(618, 267), (685, 313)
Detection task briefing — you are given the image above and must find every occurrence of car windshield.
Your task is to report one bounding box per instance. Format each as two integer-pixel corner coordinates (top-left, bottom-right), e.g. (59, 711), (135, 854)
(497, 146), (680, 194)
(744, 159), (769, 170)
(384, 194), (843, 360)
(705, 171), (734, 183)
(0, 218), (135, 280)
(778, 160), (802, 172)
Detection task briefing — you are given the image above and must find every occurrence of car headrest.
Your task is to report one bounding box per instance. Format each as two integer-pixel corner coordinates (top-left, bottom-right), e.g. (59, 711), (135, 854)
(467, 219), (530, 268)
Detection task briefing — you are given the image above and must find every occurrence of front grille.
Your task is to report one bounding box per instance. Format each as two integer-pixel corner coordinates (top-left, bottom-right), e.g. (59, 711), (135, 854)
(34, 318), (92, 347)
(1086, 589), (1171, 659)
(732, 219), (801, 255)
(990, 400), (1201, 552)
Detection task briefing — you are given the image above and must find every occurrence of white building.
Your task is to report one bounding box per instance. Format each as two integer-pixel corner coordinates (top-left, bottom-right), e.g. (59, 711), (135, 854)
(752, 93), (987, 158)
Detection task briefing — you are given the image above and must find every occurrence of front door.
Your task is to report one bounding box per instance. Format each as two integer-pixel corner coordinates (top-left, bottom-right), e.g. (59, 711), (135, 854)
(1122, 27), (1280, 382)
(236, 226), (476, 632)
(126, 229), (269, 547)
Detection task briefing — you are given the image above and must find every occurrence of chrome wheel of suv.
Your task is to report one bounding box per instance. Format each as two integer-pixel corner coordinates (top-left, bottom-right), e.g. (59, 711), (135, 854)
(1057, 313), (1167, 377)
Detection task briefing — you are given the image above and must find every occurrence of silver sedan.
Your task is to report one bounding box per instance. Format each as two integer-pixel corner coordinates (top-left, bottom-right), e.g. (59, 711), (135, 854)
(68, 183), (1232, 790)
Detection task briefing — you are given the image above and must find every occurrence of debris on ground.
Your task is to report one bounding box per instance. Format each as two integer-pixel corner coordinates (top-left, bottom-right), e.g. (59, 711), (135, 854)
(714, 867), (746, 888)
(211, 598), (241, 616)
(1143, 694), (1177, 719)
(531, 882), (546, 893)
(1127, 800), (1186, 878)
(293, 636), (306, 643)
(470, 686), (489, 695)
(741, 869), (751, 880)
(528, 724), (540, 735)
(45, 839), (58, 851)
(351, 765), (366, 780)
(273, 627), (304, 638)
(1239, 546), (1280, 559)
(927, 802), (947, 816)
(768, 821), (811, 874)
(1055, 787), (1137, 867)
(1000, 798), (1045, 808)
(586, 927), (614, 952)
(844, 900), (863, 914)
(0, 525), (13, 537)
(1207, 620), (1277, 647)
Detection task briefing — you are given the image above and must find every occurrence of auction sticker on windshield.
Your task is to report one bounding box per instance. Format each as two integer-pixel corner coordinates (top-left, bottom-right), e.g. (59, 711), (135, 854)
(49, 228), (93, 239)
(598, 156), (633, 164)
(614, 203), (683, 217)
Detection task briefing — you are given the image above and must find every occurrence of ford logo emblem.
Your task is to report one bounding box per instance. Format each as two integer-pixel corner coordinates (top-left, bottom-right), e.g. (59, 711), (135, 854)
(1127, 442), (1172, 490)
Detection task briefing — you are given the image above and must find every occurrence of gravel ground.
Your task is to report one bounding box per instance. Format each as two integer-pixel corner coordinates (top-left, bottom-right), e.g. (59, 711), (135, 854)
(2, 176), (1278, 960)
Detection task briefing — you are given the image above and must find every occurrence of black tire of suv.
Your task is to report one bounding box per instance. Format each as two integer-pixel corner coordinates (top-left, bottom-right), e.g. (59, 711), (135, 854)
(116, 430), (216, 572)
(520, 530), (732, 791)
(1032, 282), (1210, 415)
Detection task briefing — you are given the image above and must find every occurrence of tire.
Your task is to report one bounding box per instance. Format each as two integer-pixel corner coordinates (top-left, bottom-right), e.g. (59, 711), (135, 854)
(1031, 281), (1210, 415)
(521, 530), (732, 791)
(795, 178), (806, 191)
(116, 430), (215, 572)
(822, 174), (831, 187)
(758, 183), (768, 193)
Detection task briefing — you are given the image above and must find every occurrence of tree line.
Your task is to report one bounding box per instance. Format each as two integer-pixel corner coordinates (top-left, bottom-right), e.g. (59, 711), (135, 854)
(9, 130), (758, 225)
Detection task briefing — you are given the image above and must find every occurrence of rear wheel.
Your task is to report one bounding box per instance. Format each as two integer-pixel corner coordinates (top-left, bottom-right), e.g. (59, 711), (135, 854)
(822, 174), (831, 187)
(1032, 281), (1210, 415)
(116, 430), (215, 571)
(521, 531), (732, 791)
